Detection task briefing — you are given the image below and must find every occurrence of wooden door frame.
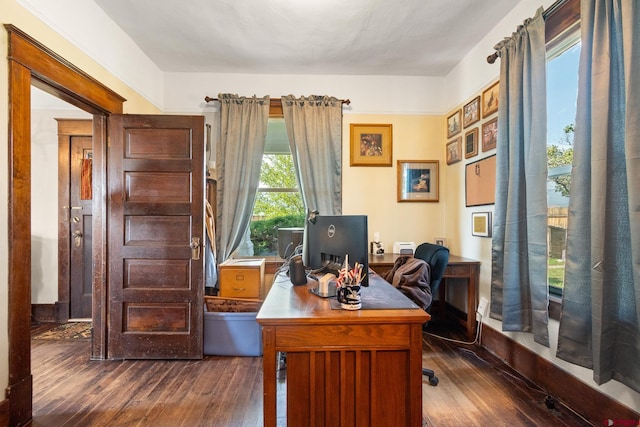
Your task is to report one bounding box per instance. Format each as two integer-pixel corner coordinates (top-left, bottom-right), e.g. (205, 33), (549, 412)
(5, 24), (125, 426)
(57, 119), (93, 323)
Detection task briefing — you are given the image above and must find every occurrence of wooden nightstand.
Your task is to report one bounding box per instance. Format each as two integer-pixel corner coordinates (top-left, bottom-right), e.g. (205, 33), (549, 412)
(219, 259), (266, 300)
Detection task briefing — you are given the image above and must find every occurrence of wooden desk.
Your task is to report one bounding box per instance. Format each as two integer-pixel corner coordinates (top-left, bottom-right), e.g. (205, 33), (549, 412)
(368, 253), (481, 340)
(256, 274), (429, 427)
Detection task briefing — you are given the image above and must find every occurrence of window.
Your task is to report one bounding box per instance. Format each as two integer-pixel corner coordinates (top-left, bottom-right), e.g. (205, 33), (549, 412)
(546, 14), (580, 298)
(235, 116), (305, 257)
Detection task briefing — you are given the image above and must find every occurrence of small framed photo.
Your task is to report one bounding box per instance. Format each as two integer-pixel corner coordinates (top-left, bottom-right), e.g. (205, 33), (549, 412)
(482, 81), (500, 117)
(482, 117), (498, 151)
(397, 160), (439, 202)
(447, 109), (461, 139)
(464, 128), (479, 159)
(350, 123), (393, 166)
(463, 96), (481, 128)
(434, 237), (447, 247)
(446, 137), (462, 165)
(472, 212), (492, 237)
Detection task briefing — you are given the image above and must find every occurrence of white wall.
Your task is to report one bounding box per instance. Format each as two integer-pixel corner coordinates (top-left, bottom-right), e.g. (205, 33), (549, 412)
(443, 0), (640, 413)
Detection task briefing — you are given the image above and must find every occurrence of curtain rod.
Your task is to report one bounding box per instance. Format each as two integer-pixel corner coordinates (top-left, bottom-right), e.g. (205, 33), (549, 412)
(486, 0), (568, 64)
(204, 96), (351, 105)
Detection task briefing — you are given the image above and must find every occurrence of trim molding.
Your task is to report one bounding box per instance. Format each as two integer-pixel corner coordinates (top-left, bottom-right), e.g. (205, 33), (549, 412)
(481, 324), (640, 423)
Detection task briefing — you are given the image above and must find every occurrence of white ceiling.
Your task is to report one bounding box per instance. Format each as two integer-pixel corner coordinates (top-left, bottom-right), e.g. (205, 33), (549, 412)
(93, 0), (519, 77)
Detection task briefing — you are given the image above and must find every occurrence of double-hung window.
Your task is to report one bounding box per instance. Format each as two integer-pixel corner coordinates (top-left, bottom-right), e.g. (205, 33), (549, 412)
(545, 1), (580, 299)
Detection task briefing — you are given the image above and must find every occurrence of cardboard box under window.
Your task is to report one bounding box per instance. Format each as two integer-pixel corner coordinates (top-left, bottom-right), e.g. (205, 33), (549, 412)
(204, 296), (263, 357)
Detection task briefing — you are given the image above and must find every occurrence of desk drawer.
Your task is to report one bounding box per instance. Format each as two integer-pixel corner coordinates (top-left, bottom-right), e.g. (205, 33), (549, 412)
(444, 264), (472, 277)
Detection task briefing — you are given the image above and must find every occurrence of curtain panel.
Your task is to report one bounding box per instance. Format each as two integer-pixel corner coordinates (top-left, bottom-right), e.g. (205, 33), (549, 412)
(280, 94), (343, 216)
(557, 0), (640, 392)
(490, 8), (550, 347)
(281, 95), (343, 267)
(215, 94), (270, 262)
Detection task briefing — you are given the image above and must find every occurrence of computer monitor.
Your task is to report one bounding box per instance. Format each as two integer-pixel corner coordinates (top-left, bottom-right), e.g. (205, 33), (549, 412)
(277, 227), (304, 259)
(304, 215), (369, 287)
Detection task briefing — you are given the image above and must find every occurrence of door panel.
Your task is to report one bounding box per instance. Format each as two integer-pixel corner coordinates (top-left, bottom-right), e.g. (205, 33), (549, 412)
(108, 114), (205, 359)
(69, 136), (93, 319)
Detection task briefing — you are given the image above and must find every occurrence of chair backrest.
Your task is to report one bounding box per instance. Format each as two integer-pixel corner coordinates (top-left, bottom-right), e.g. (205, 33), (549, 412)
(413, 243), (450, 296)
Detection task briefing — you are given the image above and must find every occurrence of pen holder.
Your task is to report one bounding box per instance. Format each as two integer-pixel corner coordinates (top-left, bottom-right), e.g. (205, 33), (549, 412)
(336, 284), (362, 310)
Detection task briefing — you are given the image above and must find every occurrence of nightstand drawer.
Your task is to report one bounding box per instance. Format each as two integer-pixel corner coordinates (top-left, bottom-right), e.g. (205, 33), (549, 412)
(219, 259), (265, 299)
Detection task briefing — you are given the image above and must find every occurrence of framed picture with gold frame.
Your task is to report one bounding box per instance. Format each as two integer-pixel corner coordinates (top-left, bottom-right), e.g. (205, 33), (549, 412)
(463, 96), (481, 128)
(482, 117), (498, 151)
(482, 81), (500, 117)
(397, 160), (439, 202)
(464, 128), (479, 159)
(446, 137), (462, 165)
(447, 109), (461, 139)
(350, 123), (393, 166)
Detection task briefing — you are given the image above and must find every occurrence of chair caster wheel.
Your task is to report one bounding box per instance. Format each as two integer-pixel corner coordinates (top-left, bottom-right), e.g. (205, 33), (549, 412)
(429, 376), (439, 386)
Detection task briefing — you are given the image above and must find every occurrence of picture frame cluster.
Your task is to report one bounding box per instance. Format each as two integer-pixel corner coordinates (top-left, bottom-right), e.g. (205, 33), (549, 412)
(446, 80), (499, 165)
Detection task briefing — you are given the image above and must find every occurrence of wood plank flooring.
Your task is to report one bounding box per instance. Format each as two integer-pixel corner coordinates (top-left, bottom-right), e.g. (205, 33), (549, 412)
(31, 321), (593, 426)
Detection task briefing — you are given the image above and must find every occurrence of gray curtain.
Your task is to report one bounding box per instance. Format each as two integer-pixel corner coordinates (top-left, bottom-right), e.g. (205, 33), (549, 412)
(490, 8), (550, 347)
(280, 95), (343, 216)
(557, 0), (640, 392)
(215, 94), (270, 262)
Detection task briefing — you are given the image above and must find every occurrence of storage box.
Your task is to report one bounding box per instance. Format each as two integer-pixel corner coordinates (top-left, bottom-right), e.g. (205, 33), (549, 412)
(219, 258), (265, 299)
(203, 310), (262, 356)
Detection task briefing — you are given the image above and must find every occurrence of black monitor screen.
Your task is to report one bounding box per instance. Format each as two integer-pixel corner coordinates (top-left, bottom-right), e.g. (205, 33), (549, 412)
(304, 215), (369, 286)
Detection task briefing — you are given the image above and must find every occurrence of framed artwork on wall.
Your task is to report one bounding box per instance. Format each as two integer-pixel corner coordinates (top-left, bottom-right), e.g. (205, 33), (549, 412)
(482, 117), (498, 151)
(397, 160), (439, 202)
(350, 123), (393, 166)
(446, 137), (462, 165)
(482, 81), (500, 117)
(463, 96), (480, 128)
(472, 212), (492, 237)
(447, 109), (461, 139)
(464, 128), (478, 159)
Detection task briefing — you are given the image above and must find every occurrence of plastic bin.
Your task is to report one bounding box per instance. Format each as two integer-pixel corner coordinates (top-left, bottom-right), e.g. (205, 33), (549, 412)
(203, 310), (262, 356)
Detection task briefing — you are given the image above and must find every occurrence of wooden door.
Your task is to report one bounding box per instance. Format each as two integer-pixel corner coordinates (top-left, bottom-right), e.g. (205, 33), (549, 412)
(58, 119), (95, 322)
(107, 114), (205, 359)
(69, 136), (93, 318)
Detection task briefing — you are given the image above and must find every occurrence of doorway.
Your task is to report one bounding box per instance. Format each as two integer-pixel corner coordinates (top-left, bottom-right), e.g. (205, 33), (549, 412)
(55, 118), (94, 320)
(6, 25), (125, 425)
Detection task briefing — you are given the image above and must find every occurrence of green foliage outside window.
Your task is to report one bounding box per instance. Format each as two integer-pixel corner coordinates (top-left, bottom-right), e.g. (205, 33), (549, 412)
(250, 154), (305, 256)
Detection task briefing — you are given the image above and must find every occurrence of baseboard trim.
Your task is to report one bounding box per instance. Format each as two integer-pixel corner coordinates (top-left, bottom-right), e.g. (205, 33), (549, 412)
(31, 304), (56, 323)
(0, 397), (9, 427)
(481, 324), (639, 423)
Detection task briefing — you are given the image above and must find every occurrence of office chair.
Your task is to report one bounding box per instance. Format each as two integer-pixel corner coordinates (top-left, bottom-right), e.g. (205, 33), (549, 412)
(413, 242), (450, 386)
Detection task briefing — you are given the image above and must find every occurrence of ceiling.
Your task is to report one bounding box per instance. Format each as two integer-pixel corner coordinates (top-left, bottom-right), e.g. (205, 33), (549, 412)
(93, 0), (518, 77)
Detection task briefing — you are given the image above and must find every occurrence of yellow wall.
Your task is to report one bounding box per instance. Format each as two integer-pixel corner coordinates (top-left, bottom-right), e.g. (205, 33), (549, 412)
(0, 0), (161, 393)
(342, 114), (446, 249)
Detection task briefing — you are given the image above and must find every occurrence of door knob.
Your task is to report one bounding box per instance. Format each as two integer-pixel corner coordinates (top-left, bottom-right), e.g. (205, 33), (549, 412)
(190, 237), (201, 260)
(73, 231), (83, 248)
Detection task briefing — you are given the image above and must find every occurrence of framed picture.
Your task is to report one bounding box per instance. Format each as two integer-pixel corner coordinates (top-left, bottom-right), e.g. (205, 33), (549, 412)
(482, 117), (498, 151)
(446, 137), (462, 165)
(464, 128), (478, 159)
(397, 160), (439, 202)
(350, 123), (393, 166)
(482, 81), (499, 117)
(447, 109), (461, 139)
(463, 96), (480, 128)
(434, 237), (447, 247)
(472, 212), (492, 237)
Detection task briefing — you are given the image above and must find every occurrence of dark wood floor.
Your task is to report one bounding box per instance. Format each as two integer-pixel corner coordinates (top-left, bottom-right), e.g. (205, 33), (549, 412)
(31, 321), (593, 426)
